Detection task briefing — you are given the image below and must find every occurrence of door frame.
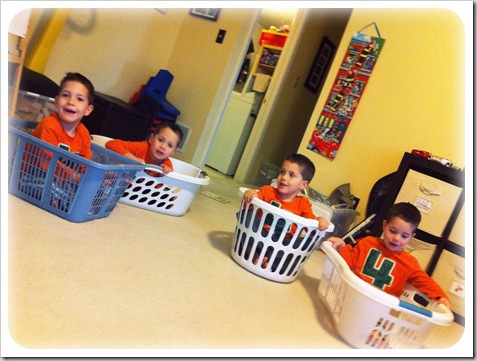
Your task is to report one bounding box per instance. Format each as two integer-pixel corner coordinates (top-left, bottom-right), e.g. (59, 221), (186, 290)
(192, 8), (309, 183)
(191, 8), (260, 168)
(234, 8), (308, 183)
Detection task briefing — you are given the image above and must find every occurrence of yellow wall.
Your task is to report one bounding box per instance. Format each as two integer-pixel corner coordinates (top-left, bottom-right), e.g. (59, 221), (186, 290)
(44, 8), (184, 100)
(163, 8), (254, 164)
(41, 8), (253, 164)
(24, 9), (69, 73)
(298, 8), (465, 221)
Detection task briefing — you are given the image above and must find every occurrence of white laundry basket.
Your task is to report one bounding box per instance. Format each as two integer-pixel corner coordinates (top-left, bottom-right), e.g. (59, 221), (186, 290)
(318, 241), (454, 349)
(91, 134), (210, 216)
(231, 187), (334, 283)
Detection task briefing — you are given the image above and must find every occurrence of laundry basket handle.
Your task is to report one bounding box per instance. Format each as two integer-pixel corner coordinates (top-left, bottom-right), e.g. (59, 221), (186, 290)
(238, 187), (335, 233)
(398, 300), (432, 317)
(144, 164), (165, 174)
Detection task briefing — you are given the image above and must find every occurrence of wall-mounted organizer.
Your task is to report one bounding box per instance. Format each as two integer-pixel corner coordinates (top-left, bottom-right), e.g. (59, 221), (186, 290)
(370, 152), (465, 325)
(251, 45), (283, 77)
(8, 10), (31, 118)
(251, 30), (288, 78)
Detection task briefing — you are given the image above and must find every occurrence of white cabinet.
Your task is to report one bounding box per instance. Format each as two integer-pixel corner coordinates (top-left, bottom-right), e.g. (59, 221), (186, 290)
(395, 169), (463, 237)
(206, 92), (261, 175)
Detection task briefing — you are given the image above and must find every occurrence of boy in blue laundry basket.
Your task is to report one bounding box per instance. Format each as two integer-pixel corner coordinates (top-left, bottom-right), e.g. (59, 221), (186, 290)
(33, 72), (95, 162)
(26, 72), (95, 210)
(242, 153), (330, 268)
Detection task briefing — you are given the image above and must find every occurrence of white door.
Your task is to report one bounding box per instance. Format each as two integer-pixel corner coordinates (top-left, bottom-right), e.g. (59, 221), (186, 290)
(206, 93), (256, 175)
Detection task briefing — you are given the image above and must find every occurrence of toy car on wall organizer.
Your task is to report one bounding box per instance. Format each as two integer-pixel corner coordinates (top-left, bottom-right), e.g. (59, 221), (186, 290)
(411, 149), (453, 168)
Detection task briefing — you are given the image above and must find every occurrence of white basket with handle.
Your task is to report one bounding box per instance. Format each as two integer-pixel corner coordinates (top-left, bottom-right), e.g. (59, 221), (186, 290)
(91, 134), (209, 216)
(318, 240), (454, 349)
(231, 187), (334, 283)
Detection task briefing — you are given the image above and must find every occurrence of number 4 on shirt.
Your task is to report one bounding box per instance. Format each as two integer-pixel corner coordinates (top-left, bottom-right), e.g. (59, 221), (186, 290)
(362, 249), (395, 289)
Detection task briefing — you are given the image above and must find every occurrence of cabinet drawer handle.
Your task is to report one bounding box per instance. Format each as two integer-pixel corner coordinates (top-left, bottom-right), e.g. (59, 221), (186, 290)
(419, 184), (441, 196)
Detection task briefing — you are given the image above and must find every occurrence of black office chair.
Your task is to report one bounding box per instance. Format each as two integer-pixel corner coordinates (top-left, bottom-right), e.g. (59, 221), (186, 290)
(341, 172), (397, 244)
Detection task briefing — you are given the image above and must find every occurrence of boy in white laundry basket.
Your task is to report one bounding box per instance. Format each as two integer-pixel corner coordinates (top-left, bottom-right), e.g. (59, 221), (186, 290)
(242, 153), (330, 268)
(106, 121), (183, 175)
(328, 202), (451, 309)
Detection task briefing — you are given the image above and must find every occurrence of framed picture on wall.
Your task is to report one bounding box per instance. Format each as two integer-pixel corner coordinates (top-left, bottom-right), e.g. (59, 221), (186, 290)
(190, 8), (221, 22)
(304, 37), (336, 93)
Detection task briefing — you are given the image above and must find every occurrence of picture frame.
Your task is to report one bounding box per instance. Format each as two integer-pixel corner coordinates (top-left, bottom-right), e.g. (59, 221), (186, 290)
(304, 36), (336, 93)
(189, 8), (221, 22)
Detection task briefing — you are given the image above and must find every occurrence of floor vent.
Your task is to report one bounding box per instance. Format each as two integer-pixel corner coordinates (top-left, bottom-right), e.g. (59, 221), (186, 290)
(176, 122), (191, 153)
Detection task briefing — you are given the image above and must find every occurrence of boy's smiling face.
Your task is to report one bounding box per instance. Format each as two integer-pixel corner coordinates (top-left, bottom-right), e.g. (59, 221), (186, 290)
(55, 80), (94, 134)
(381, 216), (416, 252)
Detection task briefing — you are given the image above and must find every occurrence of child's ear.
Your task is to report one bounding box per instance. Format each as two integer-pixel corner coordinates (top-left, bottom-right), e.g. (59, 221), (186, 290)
(84, 104), (94, 116)
(300, 180), (309, 190)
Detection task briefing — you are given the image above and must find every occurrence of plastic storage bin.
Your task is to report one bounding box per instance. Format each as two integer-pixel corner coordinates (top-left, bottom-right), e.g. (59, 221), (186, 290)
(231, 187), (334, 283)
(255, 160), (281, 186)
(318, 241), (454, 349)
(258, 30), (288, 47)
(14, 90), (56, 122)
(8, 119), (144, 223)
(91, 135), (210, 217)
(327, 206), (360, 237)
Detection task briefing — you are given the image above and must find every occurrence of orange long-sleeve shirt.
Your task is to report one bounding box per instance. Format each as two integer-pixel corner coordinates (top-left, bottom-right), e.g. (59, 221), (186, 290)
(252, 185), (317, 236)
(257, 185), (316, 219)
(105, 139), (173, 169)
(32, 112), (92, 159)
(338, 236), (449, 301)
(30, 113), (91, 182)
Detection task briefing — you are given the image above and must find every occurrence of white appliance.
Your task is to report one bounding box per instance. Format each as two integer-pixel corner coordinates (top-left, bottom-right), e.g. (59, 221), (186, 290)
(207, 91), (262, 175)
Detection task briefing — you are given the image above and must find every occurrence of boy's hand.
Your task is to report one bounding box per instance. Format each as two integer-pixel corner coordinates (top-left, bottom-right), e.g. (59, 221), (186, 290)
(327, 236), (346, 250)
(437, 297), (451, 309)
(243, 189), (258, 204)
(316, 216), (330, 231)
(161, 164), (173, 174)
(124, 152), (145, 164)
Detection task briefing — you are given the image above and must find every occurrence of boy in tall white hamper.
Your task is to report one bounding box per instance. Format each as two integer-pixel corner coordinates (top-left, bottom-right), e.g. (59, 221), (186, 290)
(327, 202), (451, 309)
(242, 153), (330, 268)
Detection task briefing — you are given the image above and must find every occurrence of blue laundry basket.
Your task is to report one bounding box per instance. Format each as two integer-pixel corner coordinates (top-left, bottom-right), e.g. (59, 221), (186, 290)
(8, 119), (144, 223)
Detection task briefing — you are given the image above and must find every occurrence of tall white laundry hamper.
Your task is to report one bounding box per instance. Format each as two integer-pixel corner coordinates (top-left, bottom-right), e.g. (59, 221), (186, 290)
(231, 187), (334, 283)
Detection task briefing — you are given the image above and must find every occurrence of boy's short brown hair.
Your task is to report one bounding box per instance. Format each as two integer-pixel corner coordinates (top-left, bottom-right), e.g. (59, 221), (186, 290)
(386, 202), (421, 231)
(284, 153), (315, 182)
(59, 72), (95, 104)
(153, 121), (184, 147)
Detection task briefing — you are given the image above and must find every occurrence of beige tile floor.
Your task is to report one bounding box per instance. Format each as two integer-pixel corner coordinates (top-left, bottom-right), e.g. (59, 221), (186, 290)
(3, 167), (470, 357)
